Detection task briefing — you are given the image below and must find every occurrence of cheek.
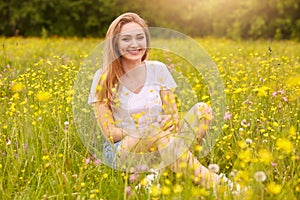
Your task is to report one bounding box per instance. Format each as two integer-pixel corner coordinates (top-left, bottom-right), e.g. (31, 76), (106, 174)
(118, 41), (127, 50)
(140, 40), (147, 48)
(117, 42), (128, 55)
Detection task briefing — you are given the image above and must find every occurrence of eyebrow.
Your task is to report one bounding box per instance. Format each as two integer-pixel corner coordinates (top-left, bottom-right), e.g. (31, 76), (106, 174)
(120, 32), (145, 37)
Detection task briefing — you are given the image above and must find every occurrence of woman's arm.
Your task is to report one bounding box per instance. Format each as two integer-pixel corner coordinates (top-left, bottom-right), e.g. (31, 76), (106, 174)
(93, 101), (126, 143)
(160, 90), (179, 130)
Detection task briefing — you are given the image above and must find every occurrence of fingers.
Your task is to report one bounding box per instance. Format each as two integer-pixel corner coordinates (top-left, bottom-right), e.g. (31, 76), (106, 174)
(158, 114), (179, 131)
(162, 119), (176, 131)
(157, 114), (171, 124)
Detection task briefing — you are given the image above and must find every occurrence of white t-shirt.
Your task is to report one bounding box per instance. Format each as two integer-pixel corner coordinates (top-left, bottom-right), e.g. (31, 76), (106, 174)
(88, 60), (177, 132)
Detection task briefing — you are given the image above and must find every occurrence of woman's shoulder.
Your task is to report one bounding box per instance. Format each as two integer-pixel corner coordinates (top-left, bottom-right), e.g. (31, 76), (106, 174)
(145, 60), (166, 68)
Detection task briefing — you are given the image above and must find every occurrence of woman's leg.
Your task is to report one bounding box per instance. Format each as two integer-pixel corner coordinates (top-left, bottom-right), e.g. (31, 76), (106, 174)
(115, 134), (164, 171)
(115, 133), (219, 187)
(114, 102), (216, 186)
(154, 131), (219, 187)
(154, 102), (217, 186)
(102, 140), (121, 169)
(182, 102), (212, 145)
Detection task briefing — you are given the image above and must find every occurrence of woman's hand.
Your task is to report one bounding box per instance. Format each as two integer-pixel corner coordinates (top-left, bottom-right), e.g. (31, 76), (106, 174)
(158, 114), (177, 131)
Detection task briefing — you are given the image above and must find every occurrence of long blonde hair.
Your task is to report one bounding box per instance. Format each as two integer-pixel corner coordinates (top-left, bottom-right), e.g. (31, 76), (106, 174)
(96, 12), (150, 110)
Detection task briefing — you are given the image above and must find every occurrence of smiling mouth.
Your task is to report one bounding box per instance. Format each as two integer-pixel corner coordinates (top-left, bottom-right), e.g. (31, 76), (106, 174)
(126, 49), (143, 54)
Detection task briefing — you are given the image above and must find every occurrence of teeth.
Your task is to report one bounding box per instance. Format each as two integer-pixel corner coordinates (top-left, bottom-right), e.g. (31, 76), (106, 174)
(127, 50), (140, 54)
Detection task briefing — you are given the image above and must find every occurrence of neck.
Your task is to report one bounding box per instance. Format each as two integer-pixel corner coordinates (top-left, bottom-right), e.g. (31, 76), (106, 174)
(121, 59), (143, 72)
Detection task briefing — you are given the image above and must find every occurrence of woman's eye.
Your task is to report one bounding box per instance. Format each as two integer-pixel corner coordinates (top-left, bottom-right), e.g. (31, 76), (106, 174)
(137, 36), (145, 40)
(121, 38), (130, 42)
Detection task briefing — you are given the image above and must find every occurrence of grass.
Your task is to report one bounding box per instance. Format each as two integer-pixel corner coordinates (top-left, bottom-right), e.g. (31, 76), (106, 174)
(0, 36), (299, 200)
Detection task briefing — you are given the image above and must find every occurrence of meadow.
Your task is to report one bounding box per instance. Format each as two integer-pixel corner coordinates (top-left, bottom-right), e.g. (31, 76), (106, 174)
(0, 36), (299, 200)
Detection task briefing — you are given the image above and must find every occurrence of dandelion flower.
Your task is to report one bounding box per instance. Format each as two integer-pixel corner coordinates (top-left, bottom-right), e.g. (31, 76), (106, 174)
(11, 82), (25, 92)
(276, 138), (294, 154)
(150, 184), (161, 197)
(102, 173), (108, 179)
(289, 126), (296, 136)
(173, 184), (183, 193)
(161, 185), (171, 195)
(36, 91), (51, 102)
(238, 149), (252, 163)
(258, 149), (273, 164)
(266, 182), (282, 194)
(42, 155), (50, 161)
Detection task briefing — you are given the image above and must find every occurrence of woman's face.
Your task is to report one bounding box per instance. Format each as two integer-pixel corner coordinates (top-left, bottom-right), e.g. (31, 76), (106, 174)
(117, 22), (147, 63)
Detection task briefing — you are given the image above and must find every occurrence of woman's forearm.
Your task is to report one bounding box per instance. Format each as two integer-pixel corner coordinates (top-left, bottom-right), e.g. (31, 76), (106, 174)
(93, 101), (126, 143)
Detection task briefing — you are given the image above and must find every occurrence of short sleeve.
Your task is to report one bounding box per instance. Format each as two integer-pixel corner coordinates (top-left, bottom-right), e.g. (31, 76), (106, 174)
(88, 69), (102, 105)
(155, 62), (177, 90)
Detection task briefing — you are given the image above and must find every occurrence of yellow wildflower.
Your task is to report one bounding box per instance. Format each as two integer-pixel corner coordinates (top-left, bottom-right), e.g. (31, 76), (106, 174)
(238, 149), (252, 163)
(266, 182), (282, 194)
(36, 91), (51, 102)
(258, 149), (273, 164)
(150, 185), (161, 197)
(173, 184), (183, 193)
(42, 155), (50, 161)
(102, 173), (108, 179)
(11, 82), (25, 92)
(161, 186), (171, 195)
(276, 138), (294, 154)
(289, 126), (296, 136)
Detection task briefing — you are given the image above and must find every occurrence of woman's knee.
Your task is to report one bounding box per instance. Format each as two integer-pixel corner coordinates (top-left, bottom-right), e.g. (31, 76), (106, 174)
(194, 102), (212, 121)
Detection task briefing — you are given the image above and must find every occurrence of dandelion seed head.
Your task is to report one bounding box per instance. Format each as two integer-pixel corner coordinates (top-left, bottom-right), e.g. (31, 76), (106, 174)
(245, 138), (252, 144)
(254, 171), (267, 182)
(208, 163), (220, 173)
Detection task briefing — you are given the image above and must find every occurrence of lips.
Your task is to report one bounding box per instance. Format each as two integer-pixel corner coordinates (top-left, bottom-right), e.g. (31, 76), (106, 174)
(126, 49), (143, 55)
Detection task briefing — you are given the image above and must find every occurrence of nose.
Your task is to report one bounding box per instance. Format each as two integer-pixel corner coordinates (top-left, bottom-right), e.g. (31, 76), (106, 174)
(130, 38), (139, 47)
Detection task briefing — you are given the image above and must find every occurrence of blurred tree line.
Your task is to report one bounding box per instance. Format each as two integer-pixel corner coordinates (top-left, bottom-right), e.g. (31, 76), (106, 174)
(0, 0), (299, 40)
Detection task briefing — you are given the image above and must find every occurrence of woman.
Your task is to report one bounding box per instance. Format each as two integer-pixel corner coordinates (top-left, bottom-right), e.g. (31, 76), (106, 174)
(88, 12), (219, 187)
